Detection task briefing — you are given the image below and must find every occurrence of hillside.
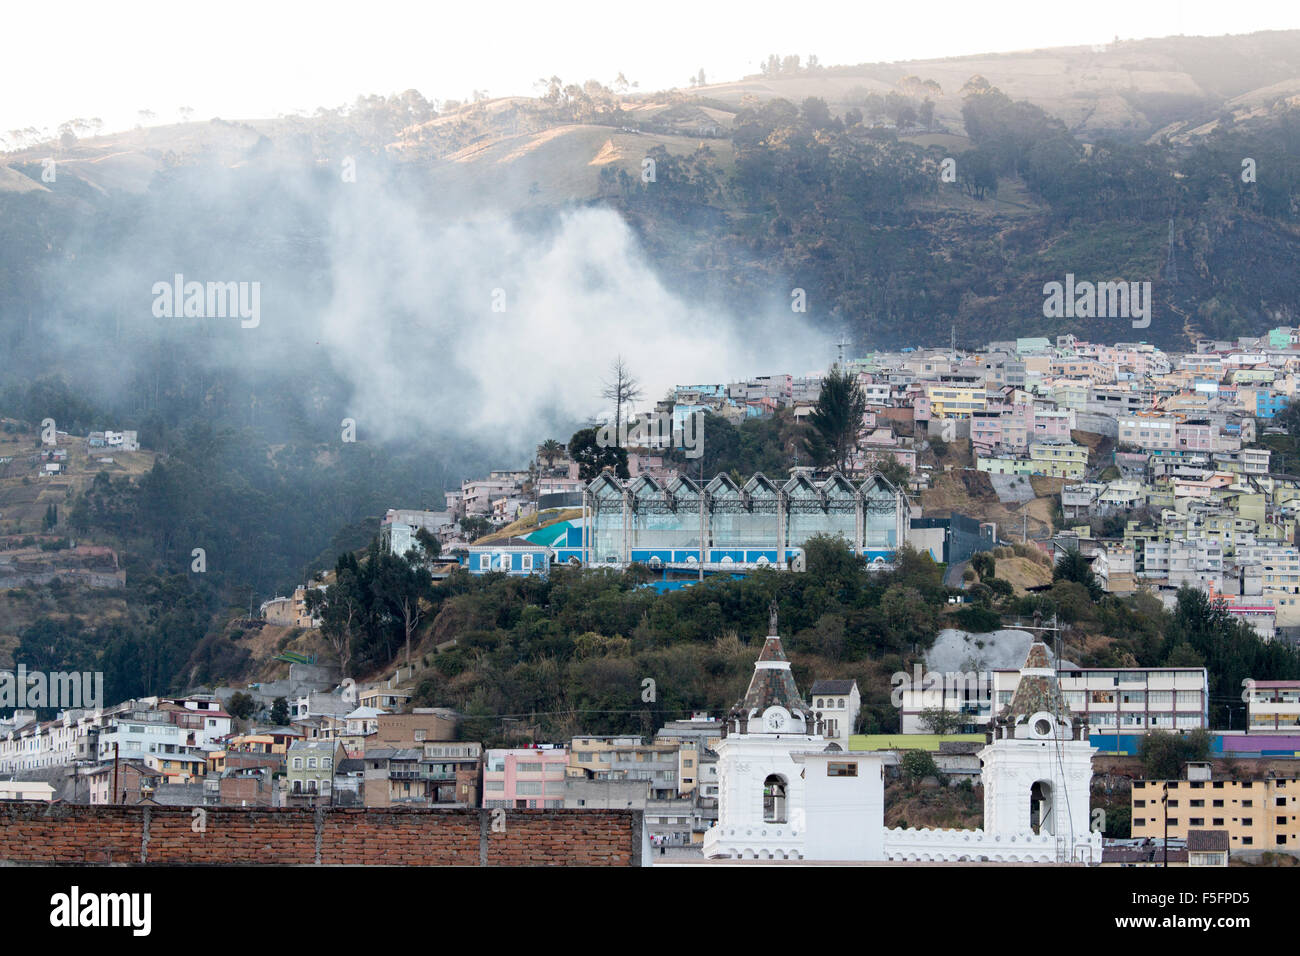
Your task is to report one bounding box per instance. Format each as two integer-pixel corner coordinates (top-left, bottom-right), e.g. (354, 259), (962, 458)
(4, 31), (1300, 354)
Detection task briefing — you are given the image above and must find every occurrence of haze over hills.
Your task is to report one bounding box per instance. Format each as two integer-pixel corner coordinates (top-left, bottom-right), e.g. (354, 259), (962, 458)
(4, 29), (1298, 365)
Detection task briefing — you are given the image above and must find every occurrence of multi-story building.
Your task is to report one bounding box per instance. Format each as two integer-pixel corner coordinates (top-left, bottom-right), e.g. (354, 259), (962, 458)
(1118, 414), (1178, 452)
(362, 743), (480, 807)
(482, 746), (568, 809)
(808, 680), (860, 751)
(925, 384), (986, 419)
(1028, 440), (1088, 478)
(96, 709), (187, 763)
(369, 709), (458, 748)
(380, 508), (456, 557)
(1132, 775), (1300, 854)
(566, 736), (680, 798)
(902, 665), (1210, 734)
(995, 666), (1209, 733)
(1245, 680), (1300, 733)
(285, 740), (344, 802)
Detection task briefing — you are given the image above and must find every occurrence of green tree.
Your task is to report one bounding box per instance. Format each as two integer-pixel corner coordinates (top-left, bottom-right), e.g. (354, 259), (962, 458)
(969, 551), (995, 580)
(228, 691), (255, 719)
(269, 696), (290, 726)
(569, 427), (629, 480)
(880, 584), (939, 650)
(413, 526), (441, 561)
(459, 515), (492, 540)
(376, 550), (434, 666)
(805, 368), (867, 474)
(538, 438), (564, 468)
(918, 707), (964, 735)
(875, 457), (912, 488)
(1053, 546), (1100, 599)
(900, 749), (939, 782)
(958, 149), (998, 199)
(1138, 729), (1211, 780)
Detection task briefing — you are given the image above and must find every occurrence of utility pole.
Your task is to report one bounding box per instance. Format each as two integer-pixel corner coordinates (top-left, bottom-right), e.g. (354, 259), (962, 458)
(1162, 781), (1169, 867)
(112, 742), (119, 805)
(698, 458), (705, 583)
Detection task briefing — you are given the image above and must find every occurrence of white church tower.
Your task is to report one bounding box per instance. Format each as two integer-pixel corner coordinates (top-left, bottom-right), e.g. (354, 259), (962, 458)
(704, 603), (888, 861)
(978, 641), (1100, 862)
(704, 602), (822, 860)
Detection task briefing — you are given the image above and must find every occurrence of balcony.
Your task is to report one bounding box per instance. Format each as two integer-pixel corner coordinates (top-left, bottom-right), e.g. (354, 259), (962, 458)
(390, 768), (456, 781)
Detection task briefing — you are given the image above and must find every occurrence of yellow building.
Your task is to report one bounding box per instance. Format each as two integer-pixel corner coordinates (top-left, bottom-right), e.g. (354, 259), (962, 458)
(144, 752), (206, 784)
(1029, 441), (1088, 478)
(227, 730), (302, 755)
(925, 384), (986, 419)
(1132, 777), (1300, 853)
(976, 455), (1035, 476)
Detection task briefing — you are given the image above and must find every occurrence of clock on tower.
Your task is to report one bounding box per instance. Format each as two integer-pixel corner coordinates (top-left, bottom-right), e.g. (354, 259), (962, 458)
(763, 706), (790, 732)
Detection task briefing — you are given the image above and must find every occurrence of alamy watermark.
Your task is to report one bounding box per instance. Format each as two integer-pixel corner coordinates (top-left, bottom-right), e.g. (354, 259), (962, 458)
(1042, 273), (1150, 329)
(152, 274), (260, 328)
(597, 410), (703, 459)
(889, 665), (991, 708)
(0, 665), (103, 710)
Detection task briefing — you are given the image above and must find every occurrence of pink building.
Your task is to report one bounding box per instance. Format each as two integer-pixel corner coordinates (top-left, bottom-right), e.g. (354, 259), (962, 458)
(1031, 407), (1075, 440)
(970, 412), (1003, 454)
(912, 394), (931, 424)
(1175, 420), (1215, 452)
(482, 746), (569, 809)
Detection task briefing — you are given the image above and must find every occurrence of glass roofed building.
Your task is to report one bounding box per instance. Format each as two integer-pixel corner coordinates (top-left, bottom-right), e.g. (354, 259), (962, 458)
(556, 471), (914, 573)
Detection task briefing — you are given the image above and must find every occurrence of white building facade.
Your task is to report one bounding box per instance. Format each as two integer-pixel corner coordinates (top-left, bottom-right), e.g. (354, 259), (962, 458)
(705, 628), (1102, 864)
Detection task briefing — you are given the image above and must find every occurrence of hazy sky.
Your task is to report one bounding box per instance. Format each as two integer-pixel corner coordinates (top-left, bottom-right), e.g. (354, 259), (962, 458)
(6, 0), (1300, 137)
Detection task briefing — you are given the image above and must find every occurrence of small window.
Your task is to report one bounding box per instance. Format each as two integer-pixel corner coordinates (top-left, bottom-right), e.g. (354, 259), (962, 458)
(827, 762), (857, 777)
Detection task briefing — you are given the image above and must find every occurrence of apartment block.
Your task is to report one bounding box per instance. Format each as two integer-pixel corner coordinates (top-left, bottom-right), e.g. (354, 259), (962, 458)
(1132, 777), (1300, 853)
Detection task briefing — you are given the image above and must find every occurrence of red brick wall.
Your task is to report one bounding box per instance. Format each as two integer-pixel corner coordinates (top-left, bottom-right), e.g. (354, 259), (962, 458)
(0, 804), (643, 866)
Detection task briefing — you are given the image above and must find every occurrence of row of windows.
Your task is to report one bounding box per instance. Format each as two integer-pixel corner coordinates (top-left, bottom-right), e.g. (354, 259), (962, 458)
(291, 756), (333, 770)
(478, 553), (536, 571)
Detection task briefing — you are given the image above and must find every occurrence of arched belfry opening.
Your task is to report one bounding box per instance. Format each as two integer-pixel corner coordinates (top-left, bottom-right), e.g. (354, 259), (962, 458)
(1030, 780), (1055, 835)
(763, 774), (787, 823)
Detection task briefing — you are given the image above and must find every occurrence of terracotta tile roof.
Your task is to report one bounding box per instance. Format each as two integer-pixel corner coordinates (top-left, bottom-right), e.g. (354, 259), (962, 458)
(1186, 829), (1230, 852)
(730, 636), (808, 717)
(998, 641), (1071, 724)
